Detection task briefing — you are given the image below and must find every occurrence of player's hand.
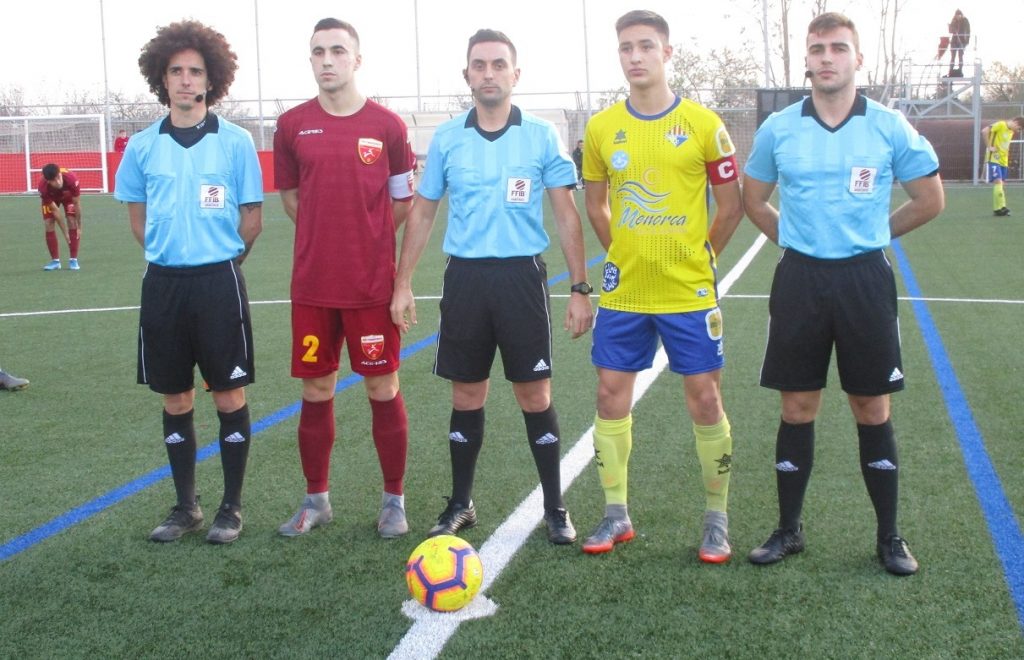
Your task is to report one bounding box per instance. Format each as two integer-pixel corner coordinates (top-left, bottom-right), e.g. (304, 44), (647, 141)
(390, 284), (417, 334)
(564, 292), (594, 339)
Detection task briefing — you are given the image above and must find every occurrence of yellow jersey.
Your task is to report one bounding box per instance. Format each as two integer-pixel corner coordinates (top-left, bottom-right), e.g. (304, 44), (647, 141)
(987, 120), (1015, 167)
(583, 97), (738, 313)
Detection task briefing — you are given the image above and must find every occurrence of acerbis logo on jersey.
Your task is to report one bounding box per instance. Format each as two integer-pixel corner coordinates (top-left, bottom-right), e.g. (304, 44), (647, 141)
(849, 166), (877, 194)
(297, 128), (324, 136)
(200, 184), (226, 209)
(505, 177), (531, 204)
(361, 334), (385, 360)
(358, 138), (383, 165)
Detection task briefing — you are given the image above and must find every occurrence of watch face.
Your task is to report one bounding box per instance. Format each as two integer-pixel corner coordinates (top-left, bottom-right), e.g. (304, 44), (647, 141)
(571, 282), (593, 295)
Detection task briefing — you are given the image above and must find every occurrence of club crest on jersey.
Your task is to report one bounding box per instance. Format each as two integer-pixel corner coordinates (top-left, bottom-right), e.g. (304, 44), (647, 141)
(666, 125), (688, 147)
(611, 150), (629, 171)
(361, 334), (385, 360)
(200, 184), (226, 209)
(849, 166), (877, 194)
(358, 138), (384, 165)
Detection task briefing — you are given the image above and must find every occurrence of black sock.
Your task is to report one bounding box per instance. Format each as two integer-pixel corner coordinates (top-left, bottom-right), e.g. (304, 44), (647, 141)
(523, 406), (563, 511)
(449, 408), (484, 506)
(218, 404), (251, 508)
(162, 409), (197, 509)
(858, 419), (899, 540)
(776, 420), (815, 532)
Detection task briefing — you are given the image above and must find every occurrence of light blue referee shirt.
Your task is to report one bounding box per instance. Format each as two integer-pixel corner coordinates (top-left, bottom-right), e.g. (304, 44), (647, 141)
(744, 95), (939, 259)
(115, 114), (264, 267)
(418, 106), (577, 258)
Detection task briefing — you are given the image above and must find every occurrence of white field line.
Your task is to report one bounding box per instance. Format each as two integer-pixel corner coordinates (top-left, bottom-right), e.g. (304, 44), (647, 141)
(387, 233), (768, 660)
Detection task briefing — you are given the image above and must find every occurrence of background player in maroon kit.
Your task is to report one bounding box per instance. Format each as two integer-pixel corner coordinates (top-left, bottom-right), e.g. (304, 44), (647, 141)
(113, 129), (130, 153)
(37, 163), (83, 271)
(274, 18), (416, 539)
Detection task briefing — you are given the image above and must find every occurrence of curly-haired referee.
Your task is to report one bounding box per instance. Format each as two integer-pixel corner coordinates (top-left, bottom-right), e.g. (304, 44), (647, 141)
(114, 20), (264, 544)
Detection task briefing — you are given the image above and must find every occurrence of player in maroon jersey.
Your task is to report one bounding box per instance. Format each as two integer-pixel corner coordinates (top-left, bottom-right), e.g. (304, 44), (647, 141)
(113, 129), (130, 153)
(37, 163), (82, 271)
(273, 18), (416, 539)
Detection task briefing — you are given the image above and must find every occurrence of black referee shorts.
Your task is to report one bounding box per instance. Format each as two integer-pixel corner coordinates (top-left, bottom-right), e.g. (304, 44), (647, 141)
(760, 248), (904, 396)
(138, 260), (255, 394)
(434, 255), (553, 383)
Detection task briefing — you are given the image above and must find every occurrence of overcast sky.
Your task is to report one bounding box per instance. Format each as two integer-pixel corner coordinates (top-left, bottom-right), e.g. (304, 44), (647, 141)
(3, 0), (1020, 109)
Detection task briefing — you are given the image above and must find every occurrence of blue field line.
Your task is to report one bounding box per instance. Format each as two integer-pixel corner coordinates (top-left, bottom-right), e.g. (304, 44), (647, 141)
(892, 240), (1024, 632)
(0, 257), (605, 563)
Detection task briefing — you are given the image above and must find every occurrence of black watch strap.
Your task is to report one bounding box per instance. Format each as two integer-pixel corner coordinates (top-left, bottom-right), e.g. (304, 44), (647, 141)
(570, 281), (593, 295)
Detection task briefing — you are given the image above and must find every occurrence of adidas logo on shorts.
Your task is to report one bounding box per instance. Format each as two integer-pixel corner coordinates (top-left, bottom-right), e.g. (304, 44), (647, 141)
(533, 359), (549, 372)
(230, 366), (248, 380)
(888, 368), (904, 382)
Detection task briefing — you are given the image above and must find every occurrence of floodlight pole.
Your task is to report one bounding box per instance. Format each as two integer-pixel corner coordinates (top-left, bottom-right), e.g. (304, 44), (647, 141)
(582, 0), (592, 119)
(415, 0), (423, 112)
(99, 0), (111, 191)
(762, 0), (771, 87)
(254, 0), (266, 150)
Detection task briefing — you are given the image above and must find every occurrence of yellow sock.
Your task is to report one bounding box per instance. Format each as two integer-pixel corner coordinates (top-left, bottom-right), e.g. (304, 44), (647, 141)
(593, 415), (632, 506)
(694, 415), (732, 513)
(994, 182), (1006, 211)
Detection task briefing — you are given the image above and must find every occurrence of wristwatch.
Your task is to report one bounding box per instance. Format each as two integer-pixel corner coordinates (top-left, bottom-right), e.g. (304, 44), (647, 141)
(570, 281), (593, 295)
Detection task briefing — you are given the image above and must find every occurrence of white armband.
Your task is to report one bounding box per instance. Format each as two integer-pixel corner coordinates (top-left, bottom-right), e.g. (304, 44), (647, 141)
(389, 170), (415, 199)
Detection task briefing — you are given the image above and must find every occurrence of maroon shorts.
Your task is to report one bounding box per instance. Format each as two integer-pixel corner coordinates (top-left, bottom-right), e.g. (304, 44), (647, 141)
(291, 302), (401, 379)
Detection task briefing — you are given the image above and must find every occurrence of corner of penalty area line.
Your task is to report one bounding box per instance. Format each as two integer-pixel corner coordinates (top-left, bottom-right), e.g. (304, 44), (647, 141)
(400, 595), (500, 622)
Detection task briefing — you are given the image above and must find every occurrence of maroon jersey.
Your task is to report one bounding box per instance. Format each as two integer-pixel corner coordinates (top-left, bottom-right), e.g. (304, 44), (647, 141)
(114, 136), (129, 153)
(37, 169), (81, 206)
(275, 98), (415, 308)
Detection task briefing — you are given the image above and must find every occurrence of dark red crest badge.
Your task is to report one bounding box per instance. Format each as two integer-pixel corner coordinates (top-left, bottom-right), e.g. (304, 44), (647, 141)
(361, 334), (385, 360)
(358, 138), (383, 165)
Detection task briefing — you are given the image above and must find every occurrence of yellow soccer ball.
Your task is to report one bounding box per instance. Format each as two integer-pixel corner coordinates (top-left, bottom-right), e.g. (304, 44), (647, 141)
(405, 535), (484, 612)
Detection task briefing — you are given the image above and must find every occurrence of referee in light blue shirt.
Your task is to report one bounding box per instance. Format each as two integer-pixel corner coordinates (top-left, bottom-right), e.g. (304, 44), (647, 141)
(114, 20), (263, 546)
(743, 12), (944, 576)
(390, 29), (593, 546)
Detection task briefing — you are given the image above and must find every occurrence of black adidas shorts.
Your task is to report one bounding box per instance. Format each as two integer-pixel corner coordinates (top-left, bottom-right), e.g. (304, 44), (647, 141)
(137, 260), (255, 394)
(434, 255), (553, 383)
(760, 249), (904, 396)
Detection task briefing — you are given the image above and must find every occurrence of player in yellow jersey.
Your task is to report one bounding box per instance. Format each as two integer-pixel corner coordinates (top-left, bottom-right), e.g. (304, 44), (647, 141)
(982, 116), (1024, 216)
(580, 9), (743, 562)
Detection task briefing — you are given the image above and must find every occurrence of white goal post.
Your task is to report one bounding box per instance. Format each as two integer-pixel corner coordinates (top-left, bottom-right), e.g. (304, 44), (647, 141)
(0, 114), (108, 194)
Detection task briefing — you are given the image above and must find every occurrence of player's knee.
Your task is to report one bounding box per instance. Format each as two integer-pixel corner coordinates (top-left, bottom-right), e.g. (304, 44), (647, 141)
(364, 372), (400, 401)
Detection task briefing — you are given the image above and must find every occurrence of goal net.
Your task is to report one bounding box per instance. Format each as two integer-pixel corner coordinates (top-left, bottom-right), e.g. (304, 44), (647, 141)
(0, 115), (108, 194)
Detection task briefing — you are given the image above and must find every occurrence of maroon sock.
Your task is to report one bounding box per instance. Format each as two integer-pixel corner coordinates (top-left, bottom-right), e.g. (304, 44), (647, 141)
(298, 398), (335, 493)
(370, 392), (409, 495)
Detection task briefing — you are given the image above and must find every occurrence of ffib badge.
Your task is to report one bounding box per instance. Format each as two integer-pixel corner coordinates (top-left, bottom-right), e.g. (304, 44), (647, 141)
(200, 185), (226, 209)
(506, 177), (531, 204)
(849, 167), (877, 194)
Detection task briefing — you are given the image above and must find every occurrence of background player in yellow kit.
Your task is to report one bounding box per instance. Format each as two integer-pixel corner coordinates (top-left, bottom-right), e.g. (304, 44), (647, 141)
(982, 116), (1024, 216)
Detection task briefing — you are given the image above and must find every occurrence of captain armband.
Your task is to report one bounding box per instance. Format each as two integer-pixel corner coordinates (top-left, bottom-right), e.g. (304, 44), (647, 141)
(389, 170), (415, 200)
(706, 156), (739, 185)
